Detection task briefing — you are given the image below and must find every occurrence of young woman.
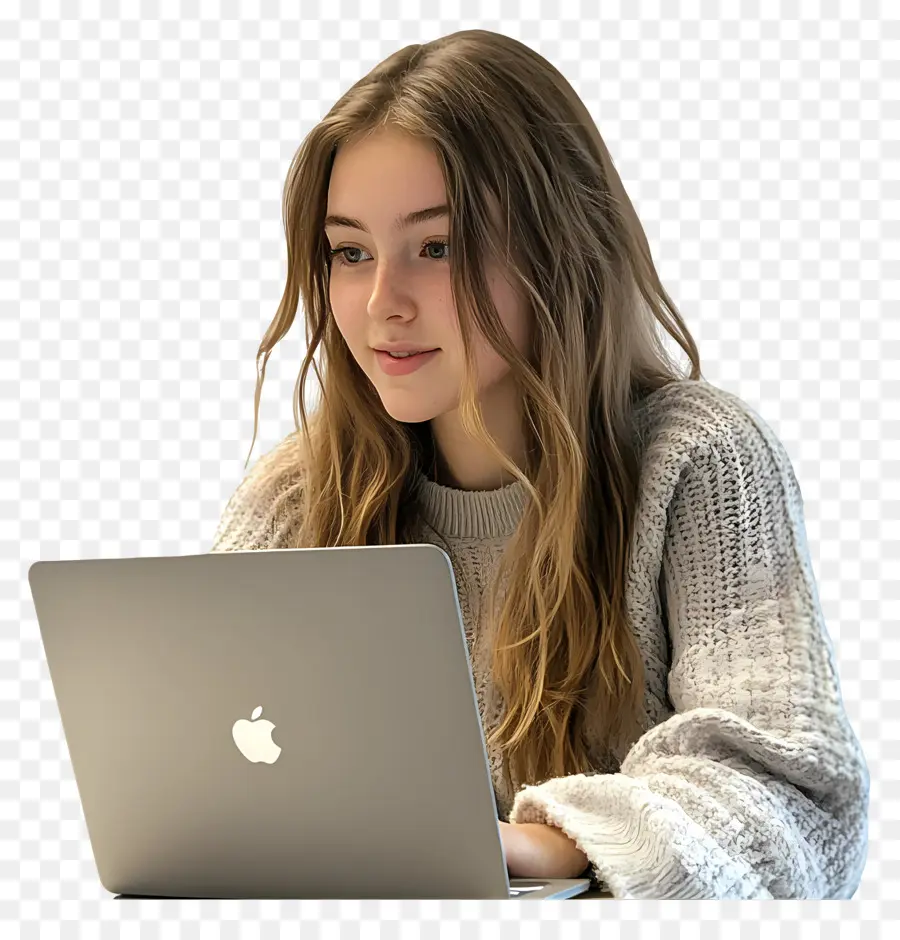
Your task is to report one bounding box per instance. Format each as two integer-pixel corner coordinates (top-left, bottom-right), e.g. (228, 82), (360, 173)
(210, 29), (869, 898)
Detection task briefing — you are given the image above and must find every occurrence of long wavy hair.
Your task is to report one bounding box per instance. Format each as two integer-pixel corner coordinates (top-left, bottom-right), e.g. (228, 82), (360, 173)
(243, 29), (703, 796)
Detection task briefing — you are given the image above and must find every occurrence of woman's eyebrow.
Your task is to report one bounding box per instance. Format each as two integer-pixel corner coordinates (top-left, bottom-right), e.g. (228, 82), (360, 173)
(323, 204), (449, 234)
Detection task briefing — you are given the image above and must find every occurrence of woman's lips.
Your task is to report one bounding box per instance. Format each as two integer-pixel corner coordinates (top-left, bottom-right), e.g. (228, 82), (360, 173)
(374, 348), (441, 375)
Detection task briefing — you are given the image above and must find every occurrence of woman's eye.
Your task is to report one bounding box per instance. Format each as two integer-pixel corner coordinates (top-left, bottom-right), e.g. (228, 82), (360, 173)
(330, 246), (368, 266)
(329, 239), (449, 267)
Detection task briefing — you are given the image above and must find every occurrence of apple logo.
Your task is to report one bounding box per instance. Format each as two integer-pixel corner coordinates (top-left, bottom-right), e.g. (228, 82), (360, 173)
(232, 705), (282, 763)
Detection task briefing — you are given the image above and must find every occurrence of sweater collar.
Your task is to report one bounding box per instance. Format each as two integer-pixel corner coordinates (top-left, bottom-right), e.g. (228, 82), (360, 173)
(411, 468), (527, 540)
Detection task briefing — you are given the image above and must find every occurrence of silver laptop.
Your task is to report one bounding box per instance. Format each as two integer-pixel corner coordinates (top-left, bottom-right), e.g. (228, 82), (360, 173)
(28, 543), (592, 900)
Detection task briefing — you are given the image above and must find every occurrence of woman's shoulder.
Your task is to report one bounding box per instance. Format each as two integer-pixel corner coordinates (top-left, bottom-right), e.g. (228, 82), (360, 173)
(209, 429), (308, 552)
(629, 378), (798, 511)
(632, 378), (782, 463)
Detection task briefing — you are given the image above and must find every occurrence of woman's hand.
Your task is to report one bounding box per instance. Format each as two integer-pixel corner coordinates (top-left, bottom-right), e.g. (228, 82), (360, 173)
(498, 820), (590, 879)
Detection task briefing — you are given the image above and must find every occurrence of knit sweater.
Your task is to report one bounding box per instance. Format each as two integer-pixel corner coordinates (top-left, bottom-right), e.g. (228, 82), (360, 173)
(208, 378), (870, 899)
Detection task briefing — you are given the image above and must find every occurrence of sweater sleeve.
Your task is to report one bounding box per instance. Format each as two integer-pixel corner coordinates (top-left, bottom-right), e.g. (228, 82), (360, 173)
(507, 398), (870, 898)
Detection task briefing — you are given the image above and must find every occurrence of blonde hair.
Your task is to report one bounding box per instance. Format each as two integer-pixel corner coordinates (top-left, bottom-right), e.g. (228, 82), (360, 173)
(245, 29), (703, 795)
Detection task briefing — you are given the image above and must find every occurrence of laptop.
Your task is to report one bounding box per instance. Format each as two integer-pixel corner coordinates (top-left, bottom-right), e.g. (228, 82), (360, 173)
(28, 543), (592, 900)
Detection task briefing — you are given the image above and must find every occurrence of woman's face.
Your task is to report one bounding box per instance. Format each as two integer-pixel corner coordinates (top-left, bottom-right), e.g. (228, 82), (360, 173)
(324, 125), (532, 428)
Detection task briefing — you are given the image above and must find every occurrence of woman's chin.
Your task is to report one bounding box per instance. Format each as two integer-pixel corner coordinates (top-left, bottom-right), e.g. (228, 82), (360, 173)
(381, 401), (438, 424)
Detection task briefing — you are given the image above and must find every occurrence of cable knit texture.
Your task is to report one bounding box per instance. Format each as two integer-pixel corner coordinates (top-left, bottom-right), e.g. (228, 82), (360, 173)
(208, 378), (870, 899)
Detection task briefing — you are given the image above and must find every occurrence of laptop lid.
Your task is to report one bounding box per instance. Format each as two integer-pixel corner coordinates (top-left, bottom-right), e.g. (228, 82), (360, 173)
(29, 544), (589, 899)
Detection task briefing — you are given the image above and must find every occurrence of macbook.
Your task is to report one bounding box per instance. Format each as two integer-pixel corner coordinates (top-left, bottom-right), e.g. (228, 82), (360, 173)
(28, 543), (592, 900)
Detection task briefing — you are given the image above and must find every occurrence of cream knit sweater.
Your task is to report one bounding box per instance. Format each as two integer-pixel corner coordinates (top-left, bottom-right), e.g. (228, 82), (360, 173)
(209, 378), (869, 899)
